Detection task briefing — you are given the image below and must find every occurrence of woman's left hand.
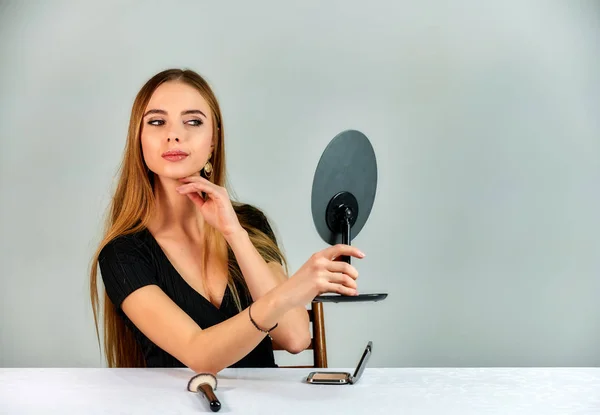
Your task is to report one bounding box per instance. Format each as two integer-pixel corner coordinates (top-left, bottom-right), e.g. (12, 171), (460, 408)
(176, 175), (243, 238)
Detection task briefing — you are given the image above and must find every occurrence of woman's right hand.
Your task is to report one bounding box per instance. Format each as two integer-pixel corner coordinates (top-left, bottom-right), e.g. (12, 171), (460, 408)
(281, 244), (365, 308)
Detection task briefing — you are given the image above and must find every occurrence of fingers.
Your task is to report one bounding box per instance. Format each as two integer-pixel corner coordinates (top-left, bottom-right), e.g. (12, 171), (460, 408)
(185, 192), (205, 207)
(325, 272), (358, 290)
(322, 282), (358, 297)
(319, 246), (362, 296)
(321, 244), (365, 261)
(176, 178), (224, 199)
(326, 261), (359, 280)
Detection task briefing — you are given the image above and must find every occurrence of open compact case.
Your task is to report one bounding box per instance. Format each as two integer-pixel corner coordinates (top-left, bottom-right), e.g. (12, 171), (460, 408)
(306, 341), (373, 385)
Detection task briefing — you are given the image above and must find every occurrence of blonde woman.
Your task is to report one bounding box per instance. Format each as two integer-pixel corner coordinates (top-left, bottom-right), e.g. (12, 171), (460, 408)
(89, 68), (364, 373)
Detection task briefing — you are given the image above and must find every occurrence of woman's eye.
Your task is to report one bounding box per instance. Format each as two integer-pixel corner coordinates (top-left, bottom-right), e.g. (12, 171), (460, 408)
(146, 119), (202, 126)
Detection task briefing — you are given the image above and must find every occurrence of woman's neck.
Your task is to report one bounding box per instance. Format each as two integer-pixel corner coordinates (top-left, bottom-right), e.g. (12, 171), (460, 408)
(149, 174), (204, 240)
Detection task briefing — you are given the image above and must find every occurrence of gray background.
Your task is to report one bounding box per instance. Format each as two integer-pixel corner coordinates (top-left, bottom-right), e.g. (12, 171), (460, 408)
(1, 0), (599, 368)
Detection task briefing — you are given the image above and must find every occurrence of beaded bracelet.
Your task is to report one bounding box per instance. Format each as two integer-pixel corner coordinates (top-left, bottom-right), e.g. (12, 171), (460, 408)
(248, 303), (278, 334)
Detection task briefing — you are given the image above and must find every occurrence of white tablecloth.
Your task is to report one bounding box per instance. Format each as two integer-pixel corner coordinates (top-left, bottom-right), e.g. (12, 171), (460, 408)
(1, 367), (599, 414)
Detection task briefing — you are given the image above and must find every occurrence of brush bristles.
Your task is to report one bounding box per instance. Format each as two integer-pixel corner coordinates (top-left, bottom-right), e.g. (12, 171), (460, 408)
(187, 373), (218, 392)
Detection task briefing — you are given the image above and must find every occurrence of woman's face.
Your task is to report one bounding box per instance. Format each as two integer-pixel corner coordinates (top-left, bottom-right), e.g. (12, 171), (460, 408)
(141, 81), (214, 180)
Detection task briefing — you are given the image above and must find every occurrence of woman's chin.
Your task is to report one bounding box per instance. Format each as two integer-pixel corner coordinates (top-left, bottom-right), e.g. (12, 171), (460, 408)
(152, 167), (201, 181)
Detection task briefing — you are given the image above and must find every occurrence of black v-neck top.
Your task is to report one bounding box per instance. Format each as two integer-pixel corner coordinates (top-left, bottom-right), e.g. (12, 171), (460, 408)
(98, 204), (279, 368)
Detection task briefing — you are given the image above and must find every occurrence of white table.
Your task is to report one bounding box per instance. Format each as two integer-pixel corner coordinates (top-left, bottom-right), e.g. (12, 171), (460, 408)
(1, 367), (599, 414)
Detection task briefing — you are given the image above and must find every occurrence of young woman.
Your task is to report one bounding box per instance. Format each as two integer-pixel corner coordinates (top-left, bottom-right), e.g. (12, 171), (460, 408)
(89, 68), (364, 374)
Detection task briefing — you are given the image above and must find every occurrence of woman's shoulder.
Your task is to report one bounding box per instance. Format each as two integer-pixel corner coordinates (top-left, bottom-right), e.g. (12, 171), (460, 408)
(98, 229), (153, 264)
(96, 229), (158, 309)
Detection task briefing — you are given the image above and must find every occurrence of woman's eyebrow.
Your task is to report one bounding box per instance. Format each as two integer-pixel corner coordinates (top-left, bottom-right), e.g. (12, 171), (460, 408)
(143, 109), (207, 117)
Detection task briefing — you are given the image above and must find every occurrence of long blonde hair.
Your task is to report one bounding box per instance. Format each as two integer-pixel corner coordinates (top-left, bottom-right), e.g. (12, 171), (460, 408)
(89, 68), (286, 368)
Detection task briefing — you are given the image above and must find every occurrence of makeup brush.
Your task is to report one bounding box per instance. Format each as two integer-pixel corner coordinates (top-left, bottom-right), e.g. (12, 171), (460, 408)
(187, 373), (221, 412)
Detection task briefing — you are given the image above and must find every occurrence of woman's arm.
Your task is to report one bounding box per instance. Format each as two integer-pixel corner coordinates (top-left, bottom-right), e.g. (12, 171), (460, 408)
(225, 228), (312, 354)
(121, 280), (289, 374)
(119, 243), (363, 374)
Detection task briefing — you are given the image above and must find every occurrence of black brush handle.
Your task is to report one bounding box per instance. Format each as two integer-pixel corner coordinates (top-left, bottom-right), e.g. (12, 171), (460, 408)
(198, 383), (221, 412)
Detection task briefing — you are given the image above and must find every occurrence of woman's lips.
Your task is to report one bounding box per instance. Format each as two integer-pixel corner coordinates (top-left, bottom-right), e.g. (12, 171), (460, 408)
(162, 150), (189, 162)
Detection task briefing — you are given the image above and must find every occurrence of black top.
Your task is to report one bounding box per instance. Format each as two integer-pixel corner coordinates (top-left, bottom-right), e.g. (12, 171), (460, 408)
(98, 204), (280, 368)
